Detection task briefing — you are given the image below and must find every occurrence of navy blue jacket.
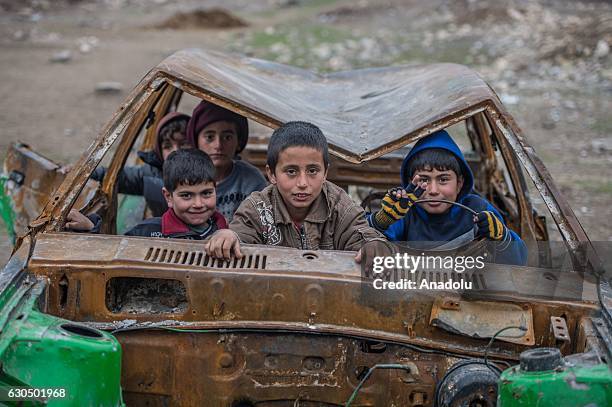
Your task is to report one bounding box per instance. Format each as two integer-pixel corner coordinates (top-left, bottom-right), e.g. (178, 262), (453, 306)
(91, 151), (168, 217)
(370, 130), (527, 266)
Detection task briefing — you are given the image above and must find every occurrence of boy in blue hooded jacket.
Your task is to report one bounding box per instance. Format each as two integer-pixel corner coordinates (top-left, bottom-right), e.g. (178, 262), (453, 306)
(368, 130), (527, 265)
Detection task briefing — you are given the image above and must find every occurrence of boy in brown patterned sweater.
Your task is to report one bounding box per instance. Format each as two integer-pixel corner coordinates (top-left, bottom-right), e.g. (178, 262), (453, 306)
(204, 121), (387, 261)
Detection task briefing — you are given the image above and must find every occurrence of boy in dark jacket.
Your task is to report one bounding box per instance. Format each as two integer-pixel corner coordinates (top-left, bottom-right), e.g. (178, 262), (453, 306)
(187, 101), (268, 222)
(204, 121), (386, 260)
(125, 148), (227, 239)
(92, 112), (191, 216)
(368, 130), (527, 265)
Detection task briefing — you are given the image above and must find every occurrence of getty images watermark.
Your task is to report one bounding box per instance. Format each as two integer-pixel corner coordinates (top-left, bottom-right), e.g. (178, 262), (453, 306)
(370, 252), (486, 290)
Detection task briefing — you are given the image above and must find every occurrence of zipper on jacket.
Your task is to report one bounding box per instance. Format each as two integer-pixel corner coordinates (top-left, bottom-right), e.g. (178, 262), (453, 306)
(298, 224), (307, 250)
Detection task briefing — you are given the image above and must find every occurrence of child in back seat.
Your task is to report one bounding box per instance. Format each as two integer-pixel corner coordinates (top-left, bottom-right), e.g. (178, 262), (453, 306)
(187, 101), (268, 222)
(66, 149), (227, 240)
(91, 112), (191, 216)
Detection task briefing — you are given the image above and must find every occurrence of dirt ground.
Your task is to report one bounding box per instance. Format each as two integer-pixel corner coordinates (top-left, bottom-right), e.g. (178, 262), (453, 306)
(0, 0), (611, 266)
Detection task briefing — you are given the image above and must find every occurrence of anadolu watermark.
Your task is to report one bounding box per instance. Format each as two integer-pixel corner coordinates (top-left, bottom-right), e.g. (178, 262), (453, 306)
(370, 252), (487, 291)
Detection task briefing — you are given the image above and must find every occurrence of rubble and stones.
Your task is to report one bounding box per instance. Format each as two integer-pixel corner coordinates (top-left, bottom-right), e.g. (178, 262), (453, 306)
(94, 81), (124, 94)
(155, 8), (248, 30)
(50, 49), (72, 63)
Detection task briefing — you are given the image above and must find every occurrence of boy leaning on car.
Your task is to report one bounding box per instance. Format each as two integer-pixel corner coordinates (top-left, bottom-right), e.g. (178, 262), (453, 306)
(203, 121), (392, 263)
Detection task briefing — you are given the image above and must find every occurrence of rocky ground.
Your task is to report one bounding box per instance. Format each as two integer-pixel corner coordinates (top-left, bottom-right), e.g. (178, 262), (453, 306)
(0, 0), (611, 265)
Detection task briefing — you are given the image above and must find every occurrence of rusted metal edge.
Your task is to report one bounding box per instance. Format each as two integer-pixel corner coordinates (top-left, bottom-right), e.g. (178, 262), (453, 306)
(0, 235), (32, 295)
(352, 103), (490, 163)
(429, 298), (535, 345)
(591, 318), (612, 367)
(484, 109), (538, 245)
(488, 107), (584, 245)
(101, 82), (169, 199)
(31, 261), (364, 285)
(165, 75), (283, 130)
(37, 72), (162, 233)
(87, 319), (520, 361)
(158, 71), (491, 164)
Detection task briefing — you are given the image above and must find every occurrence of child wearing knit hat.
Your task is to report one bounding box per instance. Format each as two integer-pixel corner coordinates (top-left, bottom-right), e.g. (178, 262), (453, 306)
(187, 101), (267, 222)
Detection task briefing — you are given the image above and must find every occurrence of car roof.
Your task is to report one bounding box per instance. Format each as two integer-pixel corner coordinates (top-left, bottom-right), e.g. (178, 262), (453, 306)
(156, 48), (503, 163)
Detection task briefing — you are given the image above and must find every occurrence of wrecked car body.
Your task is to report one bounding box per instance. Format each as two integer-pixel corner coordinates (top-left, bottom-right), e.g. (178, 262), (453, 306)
(1, 49), (611, 406)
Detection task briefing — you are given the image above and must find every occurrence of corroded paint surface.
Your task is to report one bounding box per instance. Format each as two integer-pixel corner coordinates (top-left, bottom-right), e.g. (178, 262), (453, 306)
(3, 143), (99, 238)
(26, 232), (603, 405)
(157, 49), (495, 162)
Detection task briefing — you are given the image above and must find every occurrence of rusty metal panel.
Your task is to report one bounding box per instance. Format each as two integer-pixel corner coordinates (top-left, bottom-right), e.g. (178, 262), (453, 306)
(429, 297), (535, 345)
(25, 232), (603, 405)
(3, 143), (99, 236)
(3, 143), (63, 236)
(117, 331), (446, 406)
(29, 233), (599, 355)
(156, 49), (496, 162)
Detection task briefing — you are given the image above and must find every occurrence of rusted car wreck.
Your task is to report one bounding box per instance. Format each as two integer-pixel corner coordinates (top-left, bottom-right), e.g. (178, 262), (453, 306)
(1, 49), (610, 406)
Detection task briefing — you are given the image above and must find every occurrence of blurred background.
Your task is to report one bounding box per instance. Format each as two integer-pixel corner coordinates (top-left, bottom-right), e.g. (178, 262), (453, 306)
(0, 0), (610, 264)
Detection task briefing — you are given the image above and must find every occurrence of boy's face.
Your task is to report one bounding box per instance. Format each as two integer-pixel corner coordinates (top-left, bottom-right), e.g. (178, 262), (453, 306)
(161, 132), (190, 161)
(197, 121), (239, 174)
(413, 167), (463, 214)
(162, 181), (216, 227)
(266, 146), (328, 216)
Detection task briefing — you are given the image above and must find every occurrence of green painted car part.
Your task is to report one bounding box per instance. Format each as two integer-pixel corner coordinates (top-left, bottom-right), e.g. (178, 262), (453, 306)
(0, 173), (16, 244)
(0, 277), (124, 406)
(116, 193), (147, 235)
(498, 348), (612, 407)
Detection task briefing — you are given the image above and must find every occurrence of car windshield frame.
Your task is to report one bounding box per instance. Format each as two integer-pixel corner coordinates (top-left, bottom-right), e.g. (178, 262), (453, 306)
(33, 51), (602, 299)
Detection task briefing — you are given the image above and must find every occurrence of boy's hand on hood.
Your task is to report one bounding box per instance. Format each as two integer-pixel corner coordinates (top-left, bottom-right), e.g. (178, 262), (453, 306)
(65, 209), (95, 231)
(204, 229), (243, 259)
(355, 239), (398, 279)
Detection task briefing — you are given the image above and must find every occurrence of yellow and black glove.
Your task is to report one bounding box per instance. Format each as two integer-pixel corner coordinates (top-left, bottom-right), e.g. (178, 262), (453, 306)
(475, 211), (507, 241)
(373, 183), (425, 229)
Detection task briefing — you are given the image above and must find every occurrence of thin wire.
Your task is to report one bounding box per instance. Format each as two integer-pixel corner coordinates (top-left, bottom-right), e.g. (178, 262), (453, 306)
(484, 325), (527, 375)
(345, 364), (412, 407)
(415, 199), (479, 216)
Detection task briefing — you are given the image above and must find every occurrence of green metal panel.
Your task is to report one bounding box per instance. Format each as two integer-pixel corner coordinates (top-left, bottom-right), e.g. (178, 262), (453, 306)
(0, 279), (124, 406)
(498, 363), (612, 407)
(116, 193), (146, 235)
(0, 174), (16, 244)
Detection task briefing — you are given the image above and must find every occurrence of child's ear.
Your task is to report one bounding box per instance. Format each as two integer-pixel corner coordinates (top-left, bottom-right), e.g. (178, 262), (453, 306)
(457, 175), (464, 192)
(265, 165), (277, 185)
(162, 187), (173, 208)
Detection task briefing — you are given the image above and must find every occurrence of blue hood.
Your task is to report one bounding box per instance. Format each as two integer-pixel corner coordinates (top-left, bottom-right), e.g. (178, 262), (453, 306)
(400, 130), (474, 199)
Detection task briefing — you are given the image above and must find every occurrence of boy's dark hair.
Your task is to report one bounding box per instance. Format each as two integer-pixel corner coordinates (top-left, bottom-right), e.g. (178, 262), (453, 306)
(267, 121), (329, 172)
(159, 117), (188, 144)
(407, 148), (463, 180)
(163, 149), (216, 192)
